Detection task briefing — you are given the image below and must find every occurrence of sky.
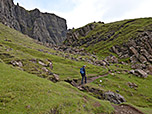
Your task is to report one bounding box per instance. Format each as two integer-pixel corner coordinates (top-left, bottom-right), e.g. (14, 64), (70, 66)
(13, 0), (152, 29)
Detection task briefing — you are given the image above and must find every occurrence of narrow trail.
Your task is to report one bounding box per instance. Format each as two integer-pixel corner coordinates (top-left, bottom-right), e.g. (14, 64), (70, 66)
(69, 73), (145, 114)
(112, 104), (145, 114)
(85, 73), (108, 83)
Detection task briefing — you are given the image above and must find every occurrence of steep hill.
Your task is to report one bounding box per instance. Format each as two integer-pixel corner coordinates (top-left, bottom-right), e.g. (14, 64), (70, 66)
(64, 18), (152, 61)
(0, 0), (67, 44)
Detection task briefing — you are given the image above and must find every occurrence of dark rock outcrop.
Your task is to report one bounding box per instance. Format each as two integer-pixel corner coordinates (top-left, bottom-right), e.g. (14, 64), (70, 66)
(11, 60), (23, 67)
(64, 23), (97, 47)
(103, 91), (126, 104)
(0, 0), (67, 44)
(130, 69), (148, 78)
(111, 31), (152, 64)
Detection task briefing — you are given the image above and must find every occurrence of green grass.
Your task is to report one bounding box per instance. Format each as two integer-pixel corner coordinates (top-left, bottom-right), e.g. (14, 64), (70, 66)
(88, 72), (152, 113)
(0, 22), (114, 113)
(0, 23), (107, 81)
(0, 62), (114, 114)
(66, 17), (152, 57)
(1, 17), (152, 114)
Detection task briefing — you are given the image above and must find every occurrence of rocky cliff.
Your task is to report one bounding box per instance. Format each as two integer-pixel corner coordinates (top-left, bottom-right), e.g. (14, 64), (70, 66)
(0, 0), (67, 44)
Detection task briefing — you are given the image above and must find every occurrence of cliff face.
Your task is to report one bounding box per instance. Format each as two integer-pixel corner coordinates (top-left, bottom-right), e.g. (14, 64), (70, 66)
(0, 0), (67, 44)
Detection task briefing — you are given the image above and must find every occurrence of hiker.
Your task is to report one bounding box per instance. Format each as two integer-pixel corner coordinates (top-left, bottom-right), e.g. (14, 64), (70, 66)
(80, 65), (87, 84)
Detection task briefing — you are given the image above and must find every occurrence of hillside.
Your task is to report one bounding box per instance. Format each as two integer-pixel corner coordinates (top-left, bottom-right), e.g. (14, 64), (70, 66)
(64, 18), (152, 113)
(0, 17), (152, 113)
(64, 17), (152, 79)
(0, 62), (114, 114)
(0, 22), (115, 113)
(64, 18), (152, 58)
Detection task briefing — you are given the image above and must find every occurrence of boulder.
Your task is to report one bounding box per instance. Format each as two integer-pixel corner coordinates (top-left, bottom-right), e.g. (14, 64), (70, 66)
(138, 55), (147, 63)
(48, 74), (59, 82)
(131, 64), (146, 69)
(71, 80), (78, 87)
(111, 56), (118, 63)
(11, 60), (23, 67)
(127, 82), (138, 88)
(105, 55), (118, 63)
(140, 49), (151, 59)
(53, 74), (60, 82)
(134, 69), (148, 78)
(111, 46), (119, 55)
(29, 58), (37, 63)
(41, 67), (49, 72)
(130, 55), (138, 63)
(120, 61), (127, 65)
(103, 91), (126, 104)
(99, 60), (107, 66)
(147, 65), (152, 75)
(38, 61), (47, 67)
(129, 47), (139, 58)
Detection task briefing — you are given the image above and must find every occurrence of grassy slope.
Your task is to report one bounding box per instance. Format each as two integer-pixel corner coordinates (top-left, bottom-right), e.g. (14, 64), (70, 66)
(87, 64), (152, 113)
(0, 23), (114, 113)
(0, 23), (107, 80)
(1, 18), (152, 114)
(72, 17), (152, 57)
(73, 18), (152, 113)
(76, 18), (152, 113)
(0, 62), (113, 114)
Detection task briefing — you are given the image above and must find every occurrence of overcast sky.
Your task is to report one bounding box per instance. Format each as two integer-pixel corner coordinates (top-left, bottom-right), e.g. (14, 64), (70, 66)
(14, 0), (152, 29)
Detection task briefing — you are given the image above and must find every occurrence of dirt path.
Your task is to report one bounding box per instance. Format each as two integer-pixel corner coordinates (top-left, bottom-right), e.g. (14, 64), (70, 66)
(86, 73), (108, 83)
(112, 104), (145, 114)
(74, 73), (145, 114)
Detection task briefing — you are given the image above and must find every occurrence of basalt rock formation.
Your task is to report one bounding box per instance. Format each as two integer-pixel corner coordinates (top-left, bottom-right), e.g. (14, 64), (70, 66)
(64, 19), (152, 64)
(64, 18), (152, 74)
(111, 31), (152, 64)
(65, 22), (97, 47)
(0, 0), (67, 44)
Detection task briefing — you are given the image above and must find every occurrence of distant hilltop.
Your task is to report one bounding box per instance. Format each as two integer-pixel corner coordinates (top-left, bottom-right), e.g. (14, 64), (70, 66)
(0, 0), (67, 44)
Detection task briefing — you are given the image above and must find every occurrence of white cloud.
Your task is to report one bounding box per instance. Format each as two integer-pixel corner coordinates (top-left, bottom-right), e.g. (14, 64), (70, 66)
(14, 0), (152, 29)
(123, 0), (152, 20)
(14, 0), (40, 10)
(52, 0), (107, 28)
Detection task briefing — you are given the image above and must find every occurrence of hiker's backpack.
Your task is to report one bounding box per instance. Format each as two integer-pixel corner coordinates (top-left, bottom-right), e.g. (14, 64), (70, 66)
(80, 68), (84, 74)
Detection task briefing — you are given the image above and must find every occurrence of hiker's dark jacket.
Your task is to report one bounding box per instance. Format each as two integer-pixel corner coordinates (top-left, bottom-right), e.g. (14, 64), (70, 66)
(81, 67), (86, 76)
